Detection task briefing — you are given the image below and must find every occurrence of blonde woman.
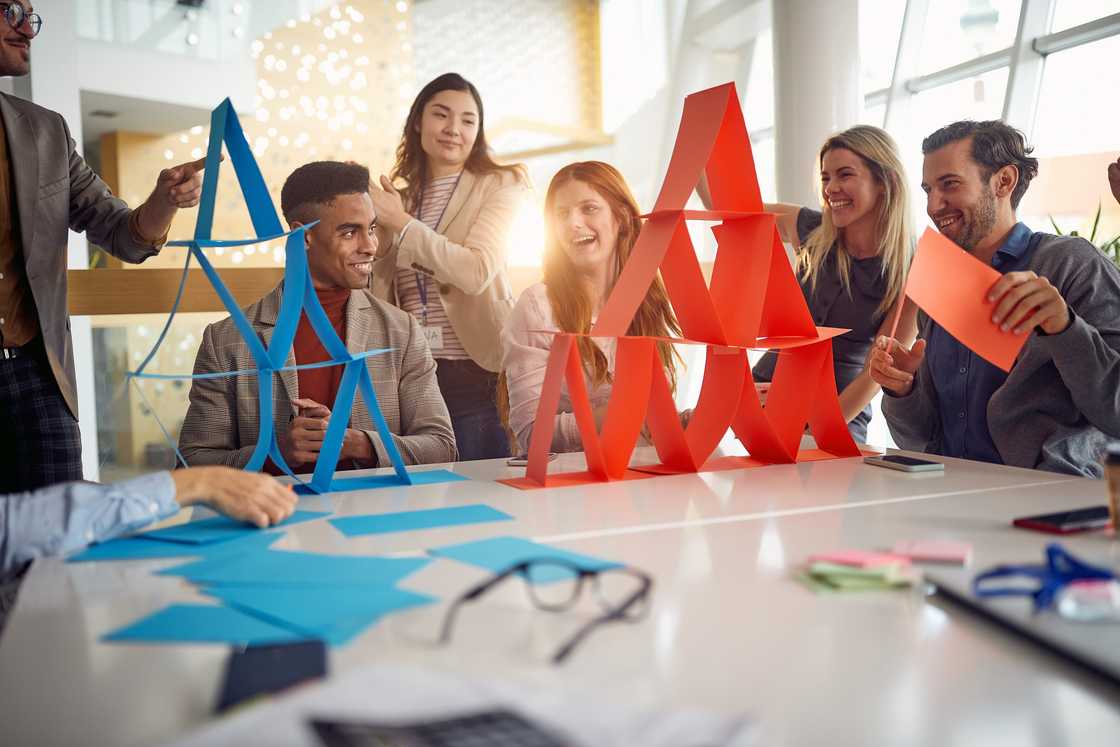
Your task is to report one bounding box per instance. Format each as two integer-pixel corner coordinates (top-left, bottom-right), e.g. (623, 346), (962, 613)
(756, 125), (918, 442)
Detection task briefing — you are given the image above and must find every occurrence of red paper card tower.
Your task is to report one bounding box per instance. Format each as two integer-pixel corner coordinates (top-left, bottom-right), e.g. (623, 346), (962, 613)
(502, 82), (863, 490)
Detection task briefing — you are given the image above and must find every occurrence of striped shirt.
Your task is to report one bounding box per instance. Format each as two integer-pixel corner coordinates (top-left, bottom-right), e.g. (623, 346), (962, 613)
(396, 173), (470, 360)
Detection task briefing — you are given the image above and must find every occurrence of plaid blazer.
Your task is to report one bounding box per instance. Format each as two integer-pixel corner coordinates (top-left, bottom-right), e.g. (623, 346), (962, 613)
(178, 284), (456, 469)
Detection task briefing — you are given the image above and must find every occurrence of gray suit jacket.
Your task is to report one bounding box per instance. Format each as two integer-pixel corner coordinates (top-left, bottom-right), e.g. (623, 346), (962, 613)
(883, 233), (1120, 478)
(0, 92), (159, 418)
(178, 284), (457, 469)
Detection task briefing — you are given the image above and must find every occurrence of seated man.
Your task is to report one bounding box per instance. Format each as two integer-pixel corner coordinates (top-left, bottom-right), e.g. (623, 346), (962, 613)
(870, 120), (1120, 478)
(179, 161), (456, 472)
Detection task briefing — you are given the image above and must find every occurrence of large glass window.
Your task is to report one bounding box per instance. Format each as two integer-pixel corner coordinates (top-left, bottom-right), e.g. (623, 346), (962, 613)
(860, 0), (905, 92)
(1019, 34), (1120, 246)
(917, 0), (1021, 74)
(1050, 0), (1120, 33)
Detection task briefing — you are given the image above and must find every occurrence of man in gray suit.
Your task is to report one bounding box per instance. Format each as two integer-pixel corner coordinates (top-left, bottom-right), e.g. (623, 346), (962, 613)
(870, 120), (1120, 477)
(0, 2), (208, 491)
(179, 161), (456, 473)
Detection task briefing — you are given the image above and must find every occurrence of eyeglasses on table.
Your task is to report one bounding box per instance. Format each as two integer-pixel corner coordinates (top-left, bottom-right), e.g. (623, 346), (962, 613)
(438, 557), (653, 665)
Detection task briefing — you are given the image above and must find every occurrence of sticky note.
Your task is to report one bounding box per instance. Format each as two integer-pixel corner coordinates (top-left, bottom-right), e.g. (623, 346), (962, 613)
(328, 504), (512, 538)
(203, 585), (436, 646)
(891, 539), (972, 565)
(139, 510), (330, 545)
(807, 550), (911, 569)
(428, 536), (622, 583)
(102, 603), (306, 646)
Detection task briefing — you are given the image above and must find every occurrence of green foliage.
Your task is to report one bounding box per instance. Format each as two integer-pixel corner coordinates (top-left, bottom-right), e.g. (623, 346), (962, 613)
(1050, 202), (1120, 265)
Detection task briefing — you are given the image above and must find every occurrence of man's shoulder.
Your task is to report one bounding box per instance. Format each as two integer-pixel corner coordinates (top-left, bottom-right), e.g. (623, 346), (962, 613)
(359, 289), (417, 334)
(1030, 231), (1117, 281)
(0, 92), (63, 129)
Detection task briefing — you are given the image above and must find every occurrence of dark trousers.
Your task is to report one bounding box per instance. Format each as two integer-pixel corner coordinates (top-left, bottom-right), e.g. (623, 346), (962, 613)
(0, 337), (83, 493)
(435, 358), (510, 462)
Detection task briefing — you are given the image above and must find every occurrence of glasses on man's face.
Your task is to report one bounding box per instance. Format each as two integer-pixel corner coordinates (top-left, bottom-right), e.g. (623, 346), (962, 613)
(1, 4), (41, 38)
(438, 558), (653, 665)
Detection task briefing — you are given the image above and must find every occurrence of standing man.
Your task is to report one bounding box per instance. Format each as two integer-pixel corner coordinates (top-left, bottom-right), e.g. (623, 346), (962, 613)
(869, 120), (1120, 477)
(0, 2), (207, 491)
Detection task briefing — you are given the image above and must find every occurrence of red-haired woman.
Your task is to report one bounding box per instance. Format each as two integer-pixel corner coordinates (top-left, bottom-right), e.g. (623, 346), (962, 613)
(369, 73), (527, 461)
(502, 161), (681, 453)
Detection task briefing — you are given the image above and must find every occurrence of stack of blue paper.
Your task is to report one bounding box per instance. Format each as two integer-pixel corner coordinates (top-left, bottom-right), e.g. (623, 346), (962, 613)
(96, 510), (437, 647)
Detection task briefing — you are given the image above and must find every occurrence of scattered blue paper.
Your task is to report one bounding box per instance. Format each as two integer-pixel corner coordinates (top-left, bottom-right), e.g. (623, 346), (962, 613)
(157, 548), (430, 587)
(293, 469), (468, 496)
(203, 585), (436, 646)
(102, 603), (306, 645)
(329, 504), (512, 538)
(69, 529), (282, 563)
(139, 510), (330, 545)
(427, 536), (623, 583)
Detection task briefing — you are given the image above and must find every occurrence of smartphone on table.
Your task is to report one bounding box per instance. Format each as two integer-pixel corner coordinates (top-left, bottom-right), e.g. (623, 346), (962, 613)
(506, 453), (557, 467)
(1012, 505), (1111, 534)
(863, 454), (945, 473)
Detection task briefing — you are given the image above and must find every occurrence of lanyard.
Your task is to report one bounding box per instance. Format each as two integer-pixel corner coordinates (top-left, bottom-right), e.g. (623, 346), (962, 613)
(413, 172), (462, 326)
(973, 543), (1114, 611)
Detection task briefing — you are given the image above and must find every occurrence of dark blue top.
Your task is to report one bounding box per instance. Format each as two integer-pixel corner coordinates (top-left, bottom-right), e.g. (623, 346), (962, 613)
(925, 222), (1040, 464)
(752, 209), (890, 443)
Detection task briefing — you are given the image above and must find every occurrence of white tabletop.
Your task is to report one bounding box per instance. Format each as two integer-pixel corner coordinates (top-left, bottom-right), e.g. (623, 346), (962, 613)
(2, 449), (1118, 746)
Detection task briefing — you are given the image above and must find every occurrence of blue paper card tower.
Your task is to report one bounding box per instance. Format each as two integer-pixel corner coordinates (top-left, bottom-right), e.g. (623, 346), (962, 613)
(131, 98), (464, 494)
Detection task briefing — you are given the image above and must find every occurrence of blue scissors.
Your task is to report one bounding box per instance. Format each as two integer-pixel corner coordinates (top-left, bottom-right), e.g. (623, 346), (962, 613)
(973, 543), (1115, 611)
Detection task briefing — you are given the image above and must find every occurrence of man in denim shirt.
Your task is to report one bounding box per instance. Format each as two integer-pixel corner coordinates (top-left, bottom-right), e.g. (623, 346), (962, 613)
(870, 120), (1120, 477)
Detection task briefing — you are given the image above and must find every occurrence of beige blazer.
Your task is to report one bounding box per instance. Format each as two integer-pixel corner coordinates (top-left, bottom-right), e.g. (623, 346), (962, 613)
(178, 284), (456, 469)
(370, 169), (526, 372)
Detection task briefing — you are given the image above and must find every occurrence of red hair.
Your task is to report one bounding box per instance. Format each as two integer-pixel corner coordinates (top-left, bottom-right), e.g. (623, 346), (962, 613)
(543, 161), (681, 389)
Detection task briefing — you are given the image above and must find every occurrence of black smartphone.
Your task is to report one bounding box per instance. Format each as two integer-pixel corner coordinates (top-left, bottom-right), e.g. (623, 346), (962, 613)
(310, 709), (570, 747)
(863, 454), (945, 473)
(215, 639), (327, 713)
(1012, 505), (1111, 534)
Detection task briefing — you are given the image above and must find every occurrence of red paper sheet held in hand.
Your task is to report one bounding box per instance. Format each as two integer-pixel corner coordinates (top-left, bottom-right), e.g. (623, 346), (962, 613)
(499, 82), (863, 491)
(906, 228), (1028, 372)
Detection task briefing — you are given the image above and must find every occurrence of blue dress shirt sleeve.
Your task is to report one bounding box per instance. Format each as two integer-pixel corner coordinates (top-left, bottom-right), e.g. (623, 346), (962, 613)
(0, 471), (180, 579)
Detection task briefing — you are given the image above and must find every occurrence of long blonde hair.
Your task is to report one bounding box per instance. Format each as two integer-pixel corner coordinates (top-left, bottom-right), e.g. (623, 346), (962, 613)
(543, 162), (681, 390)
(797, 125), (913, 318)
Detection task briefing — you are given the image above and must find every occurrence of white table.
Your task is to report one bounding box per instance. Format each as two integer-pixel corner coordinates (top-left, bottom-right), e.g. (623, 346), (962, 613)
(2, 449), (1118, 746)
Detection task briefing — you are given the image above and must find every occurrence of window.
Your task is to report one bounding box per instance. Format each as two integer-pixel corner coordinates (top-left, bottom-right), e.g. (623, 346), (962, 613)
(916, 0), (1021, 74)
(860, 0), (905, 92)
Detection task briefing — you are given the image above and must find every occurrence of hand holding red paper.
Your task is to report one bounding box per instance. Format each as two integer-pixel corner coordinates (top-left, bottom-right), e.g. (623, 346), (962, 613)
(903, 228), (1030, 372)
(988, 270), (1070, 336)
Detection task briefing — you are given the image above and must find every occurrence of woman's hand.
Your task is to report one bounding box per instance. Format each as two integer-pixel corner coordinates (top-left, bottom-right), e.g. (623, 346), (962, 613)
(369, 175), (411, 234)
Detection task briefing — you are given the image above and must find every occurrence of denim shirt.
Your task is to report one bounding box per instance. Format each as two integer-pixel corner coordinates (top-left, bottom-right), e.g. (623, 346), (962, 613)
(925, 222), (1039, 463)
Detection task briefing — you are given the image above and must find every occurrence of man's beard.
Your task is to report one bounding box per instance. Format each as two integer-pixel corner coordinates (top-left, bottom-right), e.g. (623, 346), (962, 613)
(956, 184), (998, 252)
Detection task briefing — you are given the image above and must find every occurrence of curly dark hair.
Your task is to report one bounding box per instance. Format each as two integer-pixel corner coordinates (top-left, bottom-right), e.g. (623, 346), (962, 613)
(280, 160), (370, 225)
(921, 120), (1039, 209)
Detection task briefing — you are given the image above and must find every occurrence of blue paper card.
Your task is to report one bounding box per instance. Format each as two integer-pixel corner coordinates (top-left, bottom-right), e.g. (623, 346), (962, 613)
(102, 603), (306, 646)
(139, 510), (330, 545)
(427, 536), (623, 583)
(203, 585), (436, 646)
(157, 548), (430, 587)
(329, 504), (512, 538)
(69, 529), (282, 563)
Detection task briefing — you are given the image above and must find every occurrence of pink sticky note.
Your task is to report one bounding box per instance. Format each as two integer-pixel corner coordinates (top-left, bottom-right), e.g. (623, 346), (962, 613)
(891, 540), (972, 565)
(807, 550), (911, 568)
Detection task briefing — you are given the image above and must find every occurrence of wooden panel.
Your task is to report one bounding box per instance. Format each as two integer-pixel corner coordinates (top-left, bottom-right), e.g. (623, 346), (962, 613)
(68, 268), (286, 315)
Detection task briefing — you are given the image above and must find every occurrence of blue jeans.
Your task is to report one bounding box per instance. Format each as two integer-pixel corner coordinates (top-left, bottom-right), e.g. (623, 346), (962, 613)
(435, 358), (510, 461)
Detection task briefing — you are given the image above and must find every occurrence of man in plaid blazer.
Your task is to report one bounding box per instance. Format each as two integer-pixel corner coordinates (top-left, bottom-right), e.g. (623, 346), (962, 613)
(179, 161), (456, 472)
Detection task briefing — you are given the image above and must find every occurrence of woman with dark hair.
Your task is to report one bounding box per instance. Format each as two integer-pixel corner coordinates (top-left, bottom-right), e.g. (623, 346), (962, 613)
(369, 73), (528, 461)
(501, 161), (681, 454)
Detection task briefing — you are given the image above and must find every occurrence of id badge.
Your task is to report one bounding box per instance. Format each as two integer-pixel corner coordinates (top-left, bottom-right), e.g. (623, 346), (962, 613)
(422, 324), (444, 351)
